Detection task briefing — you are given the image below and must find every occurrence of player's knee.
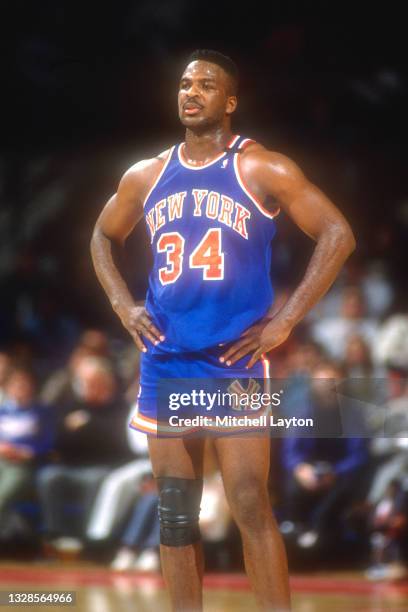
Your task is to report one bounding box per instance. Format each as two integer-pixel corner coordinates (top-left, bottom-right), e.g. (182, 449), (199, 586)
(229, 478), (269, 530)
(157, 477), (203, 547)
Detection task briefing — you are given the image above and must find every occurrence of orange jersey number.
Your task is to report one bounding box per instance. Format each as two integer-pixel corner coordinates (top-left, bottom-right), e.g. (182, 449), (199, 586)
(189, 228), (224, 280)
(157, 232), (185, 285)
(157, 228), (224, 285)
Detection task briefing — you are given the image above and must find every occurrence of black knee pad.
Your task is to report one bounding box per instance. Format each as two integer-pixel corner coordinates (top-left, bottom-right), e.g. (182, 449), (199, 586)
(157, 477), (203, 547)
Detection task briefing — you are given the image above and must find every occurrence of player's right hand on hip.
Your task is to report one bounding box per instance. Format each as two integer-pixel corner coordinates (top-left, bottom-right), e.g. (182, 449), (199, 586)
(117, 303), (165, 352)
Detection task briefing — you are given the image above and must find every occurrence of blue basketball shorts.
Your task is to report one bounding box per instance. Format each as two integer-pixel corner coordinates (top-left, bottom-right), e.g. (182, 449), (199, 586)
(129, 340), (271, 436)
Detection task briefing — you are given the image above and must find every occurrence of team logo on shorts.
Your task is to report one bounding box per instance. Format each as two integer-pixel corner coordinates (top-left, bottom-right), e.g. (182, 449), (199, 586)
(227, 378), (262, 411)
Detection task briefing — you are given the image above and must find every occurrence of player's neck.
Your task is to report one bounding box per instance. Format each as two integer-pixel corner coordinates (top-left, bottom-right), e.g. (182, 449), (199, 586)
(183, 127), (233, 164)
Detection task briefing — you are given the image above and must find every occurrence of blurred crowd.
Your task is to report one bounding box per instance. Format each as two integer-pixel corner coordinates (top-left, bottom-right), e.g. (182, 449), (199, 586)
(1, 260), (408, 581)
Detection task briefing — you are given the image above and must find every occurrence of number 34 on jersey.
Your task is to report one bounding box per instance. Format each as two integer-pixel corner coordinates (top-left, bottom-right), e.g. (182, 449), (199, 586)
(157, 228), (224, 285)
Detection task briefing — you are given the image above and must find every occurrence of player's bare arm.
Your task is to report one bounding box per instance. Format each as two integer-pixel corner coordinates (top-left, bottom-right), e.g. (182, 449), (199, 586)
(221, 145), (356, 368)
(90, 151), (170, 352)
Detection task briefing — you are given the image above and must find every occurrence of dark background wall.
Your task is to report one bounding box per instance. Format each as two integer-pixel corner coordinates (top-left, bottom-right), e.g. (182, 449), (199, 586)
(1, 2), (407, 349)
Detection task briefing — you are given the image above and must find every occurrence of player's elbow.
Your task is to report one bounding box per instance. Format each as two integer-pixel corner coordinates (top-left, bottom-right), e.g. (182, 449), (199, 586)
(90, 225), (125, 257)
(334, 221), (356, 260)
(90, 225), (109, 259)
(318, 219), (356, 262)
(343, 224), (356, 257)
(90, 226), (101, 254)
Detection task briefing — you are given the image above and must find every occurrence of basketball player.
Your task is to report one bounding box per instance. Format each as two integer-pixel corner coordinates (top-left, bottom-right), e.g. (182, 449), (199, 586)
(91, 50), (355, 611)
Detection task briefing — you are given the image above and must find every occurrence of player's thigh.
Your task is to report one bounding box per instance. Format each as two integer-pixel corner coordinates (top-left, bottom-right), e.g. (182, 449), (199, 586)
(213, 433), (271, 502)
(148, 435), (205, 479)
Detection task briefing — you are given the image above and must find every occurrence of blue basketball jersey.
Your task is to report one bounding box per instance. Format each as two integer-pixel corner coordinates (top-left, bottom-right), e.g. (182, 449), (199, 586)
(143, 134), (279, 354)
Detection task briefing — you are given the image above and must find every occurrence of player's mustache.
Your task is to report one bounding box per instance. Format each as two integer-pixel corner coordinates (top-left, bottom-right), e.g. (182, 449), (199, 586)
(183, 99), (203, 109)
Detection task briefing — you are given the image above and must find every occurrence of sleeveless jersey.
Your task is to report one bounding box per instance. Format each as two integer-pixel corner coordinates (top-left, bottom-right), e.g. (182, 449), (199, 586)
(143, 134), (279, 354)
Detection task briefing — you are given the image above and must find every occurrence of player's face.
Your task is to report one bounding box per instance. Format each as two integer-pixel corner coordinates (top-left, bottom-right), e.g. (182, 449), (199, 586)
(178, 61), (237, 129)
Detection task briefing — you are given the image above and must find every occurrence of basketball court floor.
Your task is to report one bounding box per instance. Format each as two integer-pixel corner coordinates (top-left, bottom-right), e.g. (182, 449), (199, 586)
(1, 562), (408, 611)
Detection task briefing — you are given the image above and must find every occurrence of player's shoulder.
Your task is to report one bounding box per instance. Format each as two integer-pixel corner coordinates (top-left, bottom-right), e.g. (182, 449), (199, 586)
(240, 141), (304, 179)
(114, 146), (174, 203)
(122, 147), (173, 184)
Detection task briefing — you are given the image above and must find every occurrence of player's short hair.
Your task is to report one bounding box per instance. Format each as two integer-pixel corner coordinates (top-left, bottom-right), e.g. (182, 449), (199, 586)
(186, 49), (239, 95)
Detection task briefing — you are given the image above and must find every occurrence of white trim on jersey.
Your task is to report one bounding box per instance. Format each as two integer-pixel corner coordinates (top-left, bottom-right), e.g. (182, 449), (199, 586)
(177, 134), (241, 170)
(262, 356), (270, 379)
(237, 137), (255, 150)
(228, 134), (241, 148)
(178, 143), (227, 170)
(142, 146), (175, 208)
(233, 153), (280, 220)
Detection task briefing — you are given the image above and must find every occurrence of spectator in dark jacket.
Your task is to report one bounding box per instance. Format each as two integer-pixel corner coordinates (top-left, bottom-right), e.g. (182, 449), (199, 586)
(37, 357), (133, 551)
(280, 361), (368, 549)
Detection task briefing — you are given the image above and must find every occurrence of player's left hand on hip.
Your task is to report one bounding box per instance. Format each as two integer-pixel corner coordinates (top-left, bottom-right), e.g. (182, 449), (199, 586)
(219, 317), (291, 368)
(247, 319), (292, 368)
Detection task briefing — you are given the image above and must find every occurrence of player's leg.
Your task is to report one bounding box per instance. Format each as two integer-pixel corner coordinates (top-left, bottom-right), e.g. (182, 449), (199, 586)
(148, 435), (205, 612)
(213, 433), (291, 611)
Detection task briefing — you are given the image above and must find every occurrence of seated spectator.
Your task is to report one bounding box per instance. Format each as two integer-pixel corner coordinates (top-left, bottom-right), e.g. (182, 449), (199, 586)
(374, 313), (408, 374)
(310, 286), (379, 361)
(340, 335), (387, 414)
(280, 361), (368, 549)
(0, 367), (54, 536)
(110, 473), (160, 572)
(343, 335), (377, 378)
(37, 357), (133, 555)
(365, 479), (408, 581)
(374, 311), (408, 398)
(86, 415), (152, 543)
(361, 261), (394, 319)
(40, 329), (112, 406)
(366, 382), (408, 505)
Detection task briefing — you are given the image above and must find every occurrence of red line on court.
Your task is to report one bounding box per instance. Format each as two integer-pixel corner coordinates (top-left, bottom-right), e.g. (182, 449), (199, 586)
(1, 567), (408, 596)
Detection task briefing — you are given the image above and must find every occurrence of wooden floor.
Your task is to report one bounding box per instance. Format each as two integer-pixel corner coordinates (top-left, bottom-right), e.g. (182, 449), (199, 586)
(1, 562), (408, 611)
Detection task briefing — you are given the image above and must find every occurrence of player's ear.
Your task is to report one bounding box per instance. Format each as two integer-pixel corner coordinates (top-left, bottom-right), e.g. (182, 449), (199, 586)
(226, 96), (237, 115)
